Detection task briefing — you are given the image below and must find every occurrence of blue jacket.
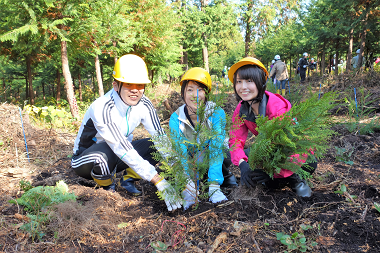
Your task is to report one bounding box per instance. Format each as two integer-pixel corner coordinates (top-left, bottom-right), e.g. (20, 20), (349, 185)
(169, 102), (226, 185)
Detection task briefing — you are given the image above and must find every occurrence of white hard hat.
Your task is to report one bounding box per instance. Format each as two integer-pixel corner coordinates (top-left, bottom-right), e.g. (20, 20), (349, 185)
(272, 60), (275, 64)
(274, 55), (281, 60)
(356, 49), (361, 54)
(303, 52), (308, 57)
(311, 58), (314, 61)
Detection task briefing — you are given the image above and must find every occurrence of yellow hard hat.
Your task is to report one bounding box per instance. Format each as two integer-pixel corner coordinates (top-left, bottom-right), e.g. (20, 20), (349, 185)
(180, 67), (212, 91)
(112, 54), (151, 84)
(228, 57), (269, 83)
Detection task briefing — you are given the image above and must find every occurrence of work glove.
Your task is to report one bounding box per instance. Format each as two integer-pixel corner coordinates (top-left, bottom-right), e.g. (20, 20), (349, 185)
(251, 168), (271, 184)
(182, 180), (198, 211)
(303, 65), (307, 68)
(155, 179), (182, 211)
(239, 161), (256, 187)
(209, 184), (227, 203)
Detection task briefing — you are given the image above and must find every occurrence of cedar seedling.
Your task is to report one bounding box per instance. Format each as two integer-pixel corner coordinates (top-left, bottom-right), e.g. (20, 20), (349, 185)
(152, 87), (231, 209)
(248, 91), (338, 180)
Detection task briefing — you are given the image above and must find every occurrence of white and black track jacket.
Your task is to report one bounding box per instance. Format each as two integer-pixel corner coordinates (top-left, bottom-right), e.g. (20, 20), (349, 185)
(72, 89), (164, 181)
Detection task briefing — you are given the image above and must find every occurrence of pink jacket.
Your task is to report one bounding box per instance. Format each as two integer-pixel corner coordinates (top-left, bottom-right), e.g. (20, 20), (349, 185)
(229, 91), (306, 178)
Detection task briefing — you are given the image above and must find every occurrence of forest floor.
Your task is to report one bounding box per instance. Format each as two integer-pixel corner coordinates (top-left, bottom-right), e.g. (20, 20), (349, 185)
(0, 72), (380, 252)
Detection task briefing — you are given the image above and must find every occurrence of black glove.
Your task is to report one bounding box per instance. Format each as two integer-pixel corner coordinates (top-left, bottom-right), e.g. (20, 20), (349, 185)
(251, 169), (271, 184)
(239, 161), (256, 187)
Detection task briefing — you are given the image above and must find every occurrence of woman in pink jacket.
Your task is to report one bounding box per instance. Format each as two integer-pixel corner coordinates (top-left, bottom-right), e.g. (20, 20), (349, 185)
(228, 57), (316, 197)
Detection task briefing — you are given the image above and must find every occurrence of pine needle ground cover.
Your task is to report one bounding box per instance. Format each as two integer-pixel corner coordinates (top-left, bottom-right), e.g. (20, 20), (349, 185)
(248, 92), (338, 179)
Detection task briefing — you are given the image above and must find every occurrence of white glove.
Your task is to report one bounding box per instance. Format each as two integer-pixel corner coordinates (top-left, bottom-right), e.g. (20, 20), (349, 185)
(155, 179), (182, 211)
(182, 181), (198, 211)
(303, 65), (307, 68)
(209, 184), (227, 204)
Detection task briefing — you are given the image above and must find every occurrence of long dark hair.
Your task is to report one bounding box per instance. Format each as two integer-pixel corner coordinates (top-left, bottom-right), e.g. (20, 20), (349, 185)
(233, 65), (267, 103)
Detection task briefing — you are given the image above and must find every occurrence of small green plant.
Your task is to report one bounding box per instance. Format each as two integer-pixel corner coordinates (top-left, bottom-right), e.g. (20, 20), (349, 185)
(334, 184), (357, 202)
(19, 179), (33, 192)
(9, 181), (76, 241)
(276, 229), (318, 252)
(334, 146), (354, 165)
(374, 202), (380, 213)
(342, 88), (380, 135)
(151, 241), (168, 252)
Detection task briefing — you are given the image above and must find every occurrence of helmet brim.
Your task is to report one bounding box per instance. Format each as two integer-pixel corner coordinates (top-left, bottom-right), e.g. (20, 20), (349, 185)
(228, 58), (269, 83)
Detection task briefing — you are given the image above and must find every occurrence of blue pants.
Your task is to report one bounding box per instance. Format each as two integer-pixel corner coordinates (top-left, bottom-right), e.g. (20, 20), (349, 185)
(277, 79), (286, 90)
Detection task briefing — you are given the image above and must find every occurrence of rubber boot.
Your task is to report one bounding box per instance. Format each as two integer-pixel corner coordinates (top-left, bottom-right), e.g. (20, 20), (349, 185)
(282, 89), (286, 96)
(276, 89), (280, 94)
(91, 168), (116, 192)
(119, 168), (142, 196)
(287, 174), (312, 197)
(221, 164), (238, 188)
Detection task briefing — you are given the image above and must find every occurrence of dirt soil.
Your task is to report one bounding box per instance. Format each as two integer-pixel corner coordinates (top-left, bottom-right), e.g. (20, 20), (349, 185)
(0, 73), (380, 253)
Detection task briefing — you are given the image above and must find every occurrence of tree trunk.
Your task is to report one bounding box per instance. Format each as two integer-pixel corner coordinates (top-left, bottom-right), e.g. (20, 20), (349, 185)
(56, 68), (61, 102)
(346, 28), (354, 72)
(180, 45), (189, 71)
(321, 51), (325, 77)
(25, 76), (28, 100)
(329, 54), (332, 74)
(244, 22), (251, 57)
(42, 82), (45, 100)
(26, 56), (35, 105)
(78, 72), (83, 102)
(357, 4), (369, 71)
(202, 46), (209, 72)
(335, 42), (339, 76)
(113, 41), (118, 64)
(183, 49), (189, 71)
(92, 75), (96, 100)
(1, 77), (5, 102)
(61, 40), (79, 119)
(95, 55), (104, 96)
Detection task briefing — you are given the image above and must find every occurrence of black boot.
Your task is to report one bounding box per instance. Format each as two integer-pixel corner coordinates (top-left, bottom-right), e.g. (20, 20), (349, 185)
(221, 164), (238, 188)
(287, 174), (312, 197)
(120, 176), (142, 196)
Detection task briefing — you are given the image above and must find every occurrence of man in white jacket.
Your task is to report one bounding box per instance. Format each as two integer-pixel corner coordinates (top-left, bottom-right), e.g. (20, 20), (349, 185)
(71, 54), (181, 211)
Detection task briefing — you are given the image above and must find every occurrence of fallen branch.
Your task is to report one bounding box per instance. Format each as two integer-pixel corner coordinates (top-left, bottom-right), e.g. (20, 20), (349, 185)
(190, 209), (212, 218)
(207, 231), (227, 253)
(252, 233), (262, 253)
(361, 205), (368, 222)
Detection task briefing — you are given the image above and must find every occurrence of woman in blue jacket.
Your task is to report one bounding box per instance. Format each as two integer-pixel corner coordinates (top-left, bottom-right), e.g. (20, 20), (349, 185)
(169, 67), (236, 210)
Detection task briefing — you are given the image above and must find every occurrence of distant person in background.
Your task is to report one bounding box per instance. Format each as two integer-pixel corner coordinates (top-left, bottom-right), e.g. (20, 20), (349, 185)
(299, 53), (309, 83)
(270, 55), (289, 96)
(270, 60), (275, 84)
(330, 54), (336, 71)
(221, 66), (227, 79)
(351, 49), (365, 70)
(309, 58), (317, 72)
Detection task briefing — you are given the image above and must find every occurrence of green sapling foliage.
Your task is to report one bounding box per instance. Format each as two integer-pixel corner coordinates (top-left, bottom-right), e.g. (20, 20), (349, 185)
(9, 181), (76, 241)
(248, 91), (338, 180)
(152, 87), (230, 208)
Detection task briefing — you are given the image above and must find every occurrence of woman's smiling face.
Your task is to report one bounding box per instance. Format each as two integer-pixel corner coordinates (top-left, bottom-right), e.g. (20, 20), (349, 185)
(235, 73), (258, 101)
(184, 81), (206, 111)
